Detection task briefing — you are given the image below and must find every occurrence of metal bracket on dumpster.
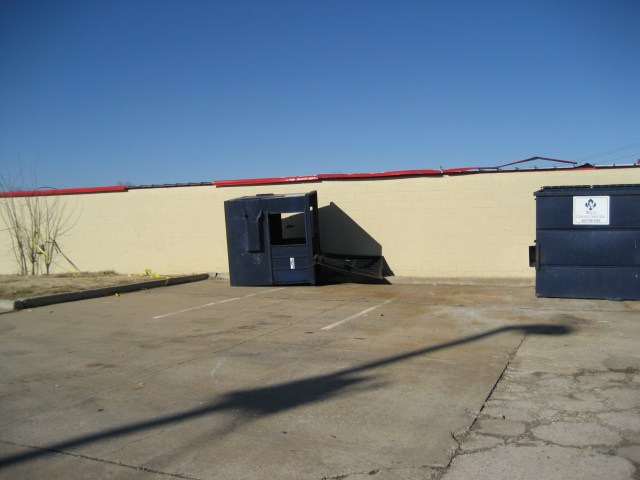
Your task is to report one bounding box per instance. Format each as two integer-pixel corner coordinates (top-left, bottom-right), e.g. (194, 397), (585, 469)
(243, 205), (264, 252)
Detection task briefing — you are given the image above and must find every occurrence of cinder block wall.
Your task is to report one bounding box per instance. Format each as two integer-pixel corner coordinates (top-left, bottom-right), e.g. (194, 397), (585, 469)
(1, 167), (638, 281)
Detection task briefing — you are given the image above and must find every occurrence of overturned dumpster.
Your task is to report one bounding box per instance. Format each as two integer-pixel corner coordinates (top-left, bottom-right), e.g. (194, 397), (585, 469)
(224, 191), (385, 286)
(532, 184), (640, 300)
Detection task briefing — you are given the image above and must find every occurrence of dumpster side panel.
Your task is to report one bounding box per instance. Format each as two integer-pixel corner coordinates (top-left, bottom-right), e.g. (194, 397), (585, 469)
(536, 267), (640, 300)
(536, 191), (640, 229)
(538, 230), (640, 266)
(271, 245), (316, 284)
(224, 199), (272, 286)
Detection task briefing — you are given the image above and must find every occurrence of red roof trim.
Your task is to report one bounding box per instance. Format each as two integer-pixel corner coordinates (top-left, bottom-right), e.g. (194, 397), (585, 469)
(213, 158), (633, 187)
(317, 169), (441, 180)
(2, 161), (636, 194)
(214, 175), (320, 187)
(0, 185), (127, 198)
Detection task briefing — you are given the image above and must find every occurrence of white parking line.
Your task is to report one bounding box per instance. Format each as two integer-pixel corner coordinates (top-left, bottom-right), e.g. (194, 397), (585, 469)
(321, 298), (395, 330)
(152, 287), (285, 319)
(244, 287), (285, 298)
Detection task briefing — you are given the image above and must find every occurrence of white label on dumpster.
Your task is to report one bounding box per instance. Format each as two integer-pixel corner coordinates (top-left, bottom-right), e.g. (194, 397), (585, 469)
(573, 196), (610, 225)
(290, 257), (295, 269)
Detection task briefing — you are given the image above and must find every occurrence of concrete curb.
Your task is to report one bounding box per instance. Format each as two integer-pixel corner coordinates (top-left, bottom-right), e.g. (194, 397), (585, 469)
(0, 299), (15, 314)
(2, 273), (210, 312)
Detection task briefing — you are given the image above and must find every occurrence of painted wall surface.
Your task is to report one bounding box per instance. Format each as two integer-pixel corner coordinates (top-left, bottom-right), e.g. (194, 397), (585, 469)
(1, 168), (638, 280)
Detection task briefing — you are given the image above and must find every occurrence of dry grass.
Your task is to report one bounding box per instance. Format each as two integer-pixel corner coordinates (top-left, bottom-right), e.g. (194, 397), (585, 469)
(0, 271), (157, 299)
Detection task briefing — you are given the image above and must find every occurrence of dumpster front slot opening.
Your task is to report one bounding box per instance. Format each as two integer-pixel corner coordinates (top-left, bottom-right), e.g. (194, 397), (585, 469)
(269, 212), (307, 245)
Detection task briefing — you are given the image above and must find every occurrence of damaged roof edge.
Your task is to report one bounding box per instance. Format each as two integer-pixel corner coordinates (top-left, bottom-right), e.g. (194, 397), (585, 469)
(1, 159), (638, 197)
(213, 160), (639, 187)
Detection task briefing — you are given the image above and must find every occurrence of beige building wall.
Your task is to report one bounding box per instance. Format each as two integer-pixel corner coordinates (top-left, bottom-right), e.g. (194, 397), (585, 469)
(1, 167), (639, 281)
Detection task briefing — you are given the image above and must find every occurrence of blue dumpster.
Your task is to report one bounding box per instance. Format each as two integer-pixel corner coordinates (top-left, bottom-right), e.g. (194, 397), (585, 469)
(532, 184), (640, 300)
(224, 191), (320, 286)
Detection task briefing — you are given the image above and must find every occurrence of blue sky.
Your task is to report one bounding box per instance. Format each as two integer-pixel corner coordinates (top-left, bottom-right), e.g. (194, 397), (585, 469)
(1, 0), (639, 188)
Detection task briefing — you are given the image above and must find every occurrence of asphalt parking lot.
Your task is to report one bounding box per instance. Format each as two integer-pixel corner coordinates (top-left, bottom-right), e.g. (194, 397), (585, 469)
(0, 279), (638, 479)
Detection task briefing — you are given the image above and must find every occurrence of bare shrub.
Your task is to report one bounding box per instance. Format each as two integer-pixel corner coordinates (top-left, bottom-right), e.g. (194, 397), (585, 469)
(0, 167), (79, 275)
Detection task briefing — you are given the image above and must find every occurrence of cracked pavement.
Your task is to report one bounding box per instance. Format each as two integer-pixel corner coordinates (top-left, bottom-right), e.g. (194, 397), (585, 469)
(0, 279), (638, 479)
(440, 306), (640, 480)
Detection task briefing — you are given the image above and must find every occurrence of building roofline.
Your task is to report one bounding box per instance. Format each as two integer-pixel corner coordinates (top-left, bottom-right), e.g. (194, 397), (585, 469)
(213, 160), (638, 187)
(1, 160), (638, 197)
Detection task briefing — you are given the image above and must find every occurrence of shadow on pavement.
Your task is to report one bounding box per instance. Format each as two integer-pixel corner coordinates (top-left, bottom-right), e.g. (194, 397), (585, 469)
(0, 323), (571, 468)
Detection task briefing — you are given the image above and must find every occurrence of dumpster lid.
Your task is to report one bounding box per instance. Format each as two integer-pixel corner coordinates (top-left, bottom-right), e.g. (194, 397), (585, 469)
(226, 191), (317, 202)
(535, 184), (640, 197)
(317, 253), (384, 280)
